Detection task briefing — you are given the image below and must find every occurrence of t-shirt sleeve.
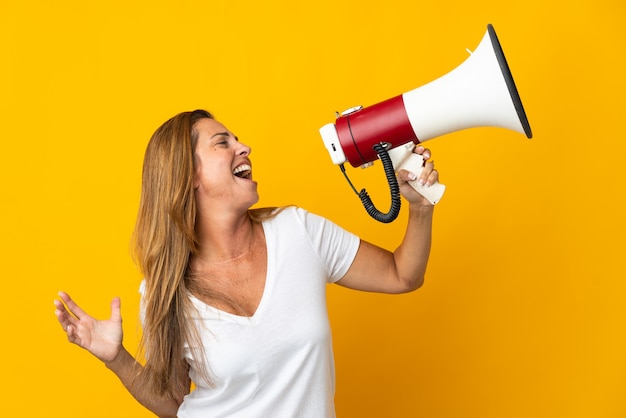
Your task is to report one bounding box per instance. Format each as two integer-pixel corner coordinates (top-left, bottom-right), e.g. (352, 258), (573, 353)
(291, 207), (360, 283)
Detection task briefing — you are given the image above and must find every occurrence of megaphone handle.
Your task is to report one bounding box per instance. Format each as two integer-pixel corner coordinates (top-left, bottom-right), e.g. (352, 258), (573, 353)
(396, 153), (446, 205)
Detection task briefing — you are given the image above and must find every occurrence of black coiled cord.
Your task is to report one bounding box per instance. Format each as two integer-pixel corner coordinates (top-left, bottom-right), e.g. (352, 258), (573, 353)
(340, 143), (401, 223)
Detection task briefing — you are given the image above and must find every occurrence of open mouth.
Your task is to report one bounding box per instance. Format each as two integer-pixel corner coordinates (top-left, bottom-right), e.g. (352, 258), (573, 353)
(233, 164), (252, 180)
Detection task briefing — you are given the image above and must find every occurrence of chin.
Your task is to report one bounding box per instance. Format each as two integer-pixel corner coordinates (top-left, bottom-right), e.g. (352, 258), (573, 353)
(247, 192), (260, 208)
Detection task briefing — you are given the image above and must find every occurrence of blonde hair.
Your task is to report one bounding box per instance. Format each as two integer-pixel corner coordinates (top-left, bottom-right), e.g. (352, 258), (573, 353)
(132, 110), (278, 398)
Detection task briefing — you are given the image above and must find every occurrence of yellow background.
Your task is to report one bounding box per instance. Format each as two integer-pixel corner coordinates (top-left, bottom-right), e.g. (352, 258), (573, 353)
(2, 0), (625, 417)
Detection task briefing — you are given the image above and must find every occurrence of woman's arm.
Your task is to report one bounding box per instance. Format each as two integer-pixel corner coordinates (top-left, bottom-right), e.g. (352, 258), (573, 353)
(104, 346), (189, 418)
(336, 146), (437, 294)
(54, 292), (188, 417)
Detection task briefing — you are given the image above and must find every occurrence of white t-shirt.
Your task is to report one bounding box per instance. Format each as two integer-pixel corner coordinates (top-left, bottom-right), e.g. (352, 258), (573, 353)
(141, 207), (360, 418)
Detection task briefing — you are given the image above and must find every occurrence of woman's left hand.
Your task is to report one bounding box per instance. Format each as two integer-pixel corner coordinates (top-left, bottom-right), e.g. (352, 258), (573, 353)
(396, 146), (439, 207)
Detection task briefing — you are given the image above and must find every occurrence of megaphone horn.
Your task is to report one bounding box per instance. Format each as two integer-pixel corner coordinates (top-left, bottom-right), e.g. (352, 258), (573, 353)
(320, 24), (532, 222)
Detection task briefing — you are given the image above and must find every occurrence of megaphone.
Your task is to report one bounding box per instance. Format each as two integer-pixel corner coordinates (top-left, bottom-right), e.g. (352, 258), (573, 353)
(319, 24), (532, 223)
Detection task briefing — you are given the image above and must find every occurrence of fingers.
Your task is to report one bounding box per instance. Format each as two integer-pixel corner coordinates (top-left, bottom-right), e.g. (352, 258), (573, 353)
(54, 297), (75, 327)
(54, 297), (80, 344)
(414, 145), (430, 160)
(57, 291), (88, 320)
(404, 146), (438, 186)
(420, 160), (439, 187)
(54, 299), (78, 334)
(54, 291), (89, 339)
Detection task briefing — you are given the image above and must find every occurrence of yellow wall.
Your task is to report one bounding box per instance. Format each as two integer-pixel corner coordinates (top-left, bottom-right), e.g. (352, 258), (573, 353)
(2, 0), (625, 417)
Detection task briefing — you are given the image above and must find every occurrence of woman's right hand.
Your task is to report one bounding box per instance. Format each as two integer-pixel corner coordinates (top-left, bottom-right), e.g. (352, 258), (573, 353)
(54, 291), (124, 364)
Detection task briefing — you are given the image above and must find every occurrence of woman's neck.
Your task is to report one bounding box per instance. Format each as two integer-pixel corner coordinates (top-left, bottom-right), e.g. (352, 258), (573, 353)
(193, 211), (259, 265)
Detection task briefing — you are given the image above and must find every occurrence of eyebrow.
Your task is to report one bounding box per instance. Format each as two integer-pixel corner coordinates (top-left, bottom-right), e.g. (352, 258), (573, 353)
(210, 132), (230, 139)
(210, 132), (239, 141)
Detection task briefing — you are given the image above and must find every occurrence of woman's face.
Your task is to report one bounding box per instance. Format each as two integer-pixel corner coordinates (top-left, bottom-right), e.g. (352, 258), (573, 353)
(193, 118), (259, 211)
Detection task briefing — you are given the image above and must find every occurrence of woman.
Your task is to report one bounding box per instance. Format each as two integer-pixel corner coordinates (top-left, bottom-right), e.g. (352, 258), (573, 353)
(54, 109), (438, 417)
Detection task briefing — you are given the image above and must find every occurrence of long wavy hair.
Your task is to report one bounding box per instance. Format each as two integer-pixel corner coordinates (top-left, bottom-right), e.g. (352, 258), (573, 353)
(132, 110), (278, 399)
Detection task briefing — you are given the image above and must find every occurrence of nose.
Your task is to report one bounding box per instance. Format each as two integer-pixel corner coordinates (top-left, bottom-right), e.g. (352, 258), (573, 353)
(238, 142), (251, 156)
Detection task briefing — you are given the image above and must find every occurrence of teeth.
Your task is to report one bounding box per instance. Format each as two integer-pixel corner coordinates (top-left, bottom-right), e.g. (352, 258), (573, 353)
(233, 164), (251, 177)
